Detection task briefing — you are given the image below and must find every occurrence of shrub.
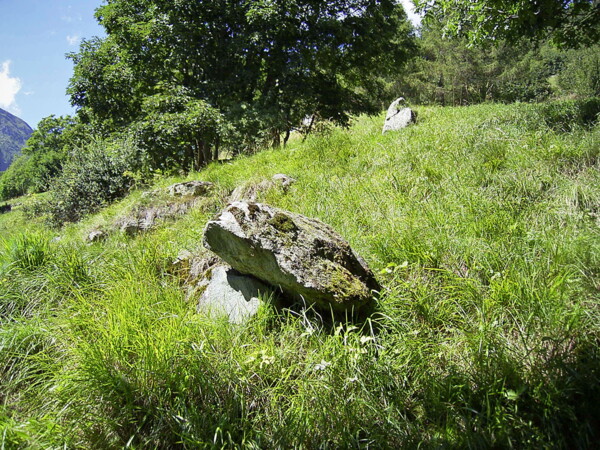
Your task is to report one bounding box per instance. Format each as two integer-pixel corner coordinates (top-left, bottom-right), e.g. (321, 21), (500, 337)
(539, 98), (600, 132)
(45, 140), (139, 226)
(559, 45), (600, 98)
(0, 155), (33, 200)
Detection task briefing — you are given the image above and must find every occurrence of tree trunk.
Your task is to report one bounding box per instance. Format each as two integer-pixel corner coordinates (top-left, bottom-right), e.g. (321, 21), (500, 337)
(202, 141), (211, 166)
(272, 129), (281, 149)
(213, 136), (220, 161)
(302, 114), (316, 142)
(194, 139), (205, 171)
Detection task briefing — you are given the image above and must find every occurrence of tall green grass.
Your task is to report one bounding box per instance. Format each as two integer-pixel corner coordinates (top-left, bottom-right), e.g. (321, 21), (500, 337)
(1, 101), (599, 448)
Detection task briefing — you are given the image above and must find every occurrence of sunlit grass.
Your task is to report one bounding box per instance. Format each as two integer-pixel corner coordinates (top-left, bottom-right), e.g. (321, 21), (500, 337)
(1, 102), (599, 448)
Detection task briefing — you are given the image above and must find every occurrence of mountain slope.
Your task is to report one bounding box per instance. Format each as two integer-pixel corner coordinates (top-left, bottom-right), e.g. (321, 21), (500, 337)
(0, 108), (33, 171)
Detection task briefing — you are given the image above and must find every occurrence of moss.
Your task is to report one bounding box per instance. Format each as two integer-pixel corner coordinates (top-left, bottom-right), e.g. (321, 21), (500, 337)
(268, 212), (298, 234)
(317, 262), (369, 305)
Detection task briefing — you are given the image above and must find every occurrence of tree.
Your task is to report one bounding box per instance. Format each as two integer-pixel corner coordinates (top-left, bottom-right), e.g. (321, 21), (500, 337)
(67, 37), (143, 134)
(68, 0), (415, 167)
(389, 23), (565, 106)
(415, 0), (600, 48)
(0, 115), (86, 200)
(130, 86), (232, 171)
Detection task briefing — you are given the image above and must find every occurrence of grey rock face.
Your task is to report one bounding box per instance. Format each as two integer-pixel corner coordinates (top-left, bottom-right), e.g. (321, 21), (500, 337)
(203, 202), (380, 313)
(382, 97), (416, 134)
(198, 265), (272, 324)
(168, 181), (214, 197)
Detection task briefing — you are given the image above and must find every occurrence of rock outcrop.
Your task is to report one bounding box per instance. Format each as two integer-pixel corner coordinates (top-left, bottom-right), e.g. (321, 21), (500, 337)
(94, 180), (216, 240)
(229, 174), (296, 203)
(168, 180), (214, 197)
(203, 202), (380, 313)
(382, 97), (416, 134)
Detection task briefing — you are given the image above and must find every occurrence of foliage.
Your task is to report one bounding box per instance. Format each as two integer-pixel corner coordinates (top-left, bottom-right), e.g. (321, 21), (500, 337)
(415, 0), (600, 48)
(0, 155), (33, 200)
(391, 26), (565, 105)
(68, 0), (415, 161)
(0, 116), (85, 201)
(558, 44), (600, 97)
(67, 37), (142, 133)
(129, 86), (232, 171)
(43, 140), (138, 226)
(0, 103), (599, 447)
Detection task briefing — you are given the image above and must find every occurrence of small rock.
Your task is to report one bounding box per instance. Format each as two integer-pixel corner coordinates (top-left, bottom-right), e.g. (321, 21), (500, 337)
(87, 230), (107, 243)
(229, 180), (273, 203)
(203, 202), (380, 313)
(120, 220), (142, 237)
(272, 174), (296, 189)
(229, 176), (295, 203)
(197, 265), (273, 324)
(168, 181), (214, 197)
(382, 97), (416, 134)
(140, 189), (160, 199)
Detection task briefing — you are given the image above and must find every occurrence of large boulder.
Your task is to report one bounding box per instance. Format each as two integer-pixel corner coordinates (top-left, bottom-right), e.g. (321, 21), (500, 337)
(197, 265), (273, 324)
(203, 202), (380, 313)
(382, 97), (416, 134)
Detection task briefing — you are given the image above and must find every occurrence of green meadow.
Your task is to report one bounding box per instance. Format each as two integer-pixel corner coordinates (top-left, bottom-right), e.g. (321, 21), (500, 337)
(1, 102), (599, 448)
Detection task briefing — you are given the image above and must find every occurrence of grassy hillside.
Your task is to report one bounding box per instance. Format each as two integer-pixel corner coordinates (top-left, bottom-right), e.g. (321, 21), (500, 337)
(1, 103), (599, 448)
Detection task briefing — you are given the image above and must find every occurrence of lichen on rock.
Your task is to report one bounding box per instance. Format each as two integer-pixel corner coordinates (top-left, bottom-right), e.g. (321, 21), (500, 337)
(203, 201), (380, 313)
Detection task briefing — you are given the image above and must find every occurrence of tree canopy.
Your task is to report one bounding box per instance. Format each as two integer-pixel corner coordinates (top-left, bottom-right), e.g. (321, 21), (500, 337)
(68, 0), (415, 170)
(415, 0), (600, 48)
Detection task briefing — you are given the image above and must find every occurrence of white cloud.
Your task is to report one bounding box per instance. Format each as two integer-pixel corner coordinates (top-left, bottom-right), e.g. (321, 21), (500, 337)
(400, 0), (422, 27)
(67, 34), (80, 46)
(0, 60), (22, 114)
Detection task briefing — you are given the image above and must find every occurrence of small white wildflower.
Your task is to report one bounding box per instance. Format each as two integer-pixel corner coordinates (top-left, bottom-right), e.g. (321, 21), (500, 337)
(360, 336), (374, 345)
(314, 359), (331, 371)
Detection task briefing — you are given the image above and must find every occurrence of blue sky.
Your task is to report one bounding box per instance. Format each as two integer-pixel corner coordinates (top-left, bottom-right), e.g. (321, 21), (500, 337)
(0, 0), (420, 130)
(0, 0), (104, 128)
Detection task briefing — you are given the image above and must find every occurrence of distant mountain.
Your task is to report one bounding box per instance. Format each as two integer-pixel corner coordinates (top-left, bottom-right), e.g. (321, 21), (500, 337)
(0, 108), (33, 171)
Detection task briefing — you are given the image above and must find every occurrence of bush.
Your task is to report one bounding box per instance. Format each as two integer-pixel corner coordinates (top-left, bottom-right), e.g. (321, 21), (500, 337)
(538, 98), (600, 132)
(0, 155), (33, 200)
(559, 45), (600, 98)
(44, 140), (140, 226)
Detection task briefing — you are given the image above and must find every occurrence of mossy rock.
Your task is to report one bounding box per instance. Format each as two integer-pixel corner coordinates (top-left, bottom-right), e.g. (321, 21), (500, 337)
(203, 201), (380, 314)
